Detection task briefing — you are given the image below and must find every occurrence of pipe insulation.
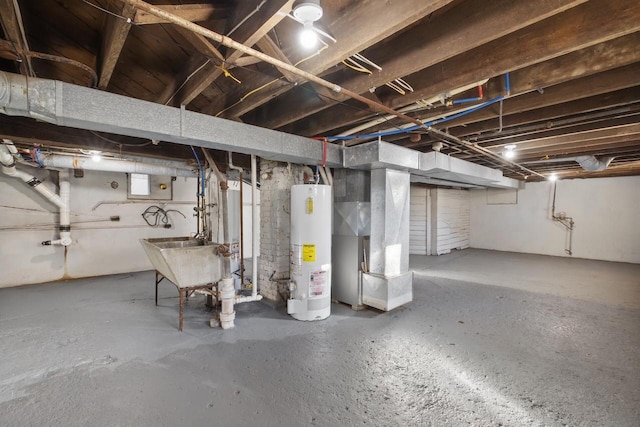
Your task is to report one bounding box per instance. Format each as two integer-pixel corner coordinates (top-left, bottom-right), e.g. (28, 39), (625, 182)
(37, 154), (197, 177)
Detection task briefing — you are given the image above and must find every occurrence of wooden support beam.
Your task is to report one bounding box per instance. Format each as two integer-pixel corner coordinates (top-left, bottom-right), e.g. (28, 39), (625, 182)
(0, 38), (19, 61)
(0, 0), (33, 75)
(244, 0), (588, 130)
(99, 1), (136, 90)
(255, 36), (298, 82)
(218, 0), (455, 119)
(161, 0), (294, 107)
(133, 3), (230, 25)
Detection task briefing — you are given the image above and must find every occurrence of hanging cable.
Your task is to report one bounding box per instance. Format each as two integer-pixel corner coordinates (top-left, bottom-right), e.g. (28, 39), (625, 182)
(141, 205), (186, 227)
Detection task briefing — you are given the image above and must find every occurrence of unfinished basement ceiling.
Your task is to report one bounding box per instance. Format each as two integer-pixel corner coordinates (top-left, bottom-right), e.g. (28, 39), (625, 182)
(0, 0), (639, 180)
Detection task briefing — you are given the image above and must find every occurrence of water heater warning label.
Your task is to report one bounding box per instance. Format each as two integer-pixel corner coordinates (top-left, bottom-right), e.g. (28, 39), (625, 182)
(310, 270), (327, 297)
(302, 244), (316, 262)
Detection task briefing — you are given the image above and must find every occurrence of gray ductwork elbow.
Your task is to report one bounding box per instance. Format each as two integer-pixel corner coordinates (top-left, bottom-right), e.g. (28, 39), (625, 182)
(575, 155), (615, 172)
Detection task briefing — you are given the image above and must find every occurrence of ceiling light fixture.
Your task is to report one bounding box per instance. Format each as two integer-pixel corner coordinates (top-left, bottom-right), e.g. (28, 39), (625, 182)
(91, 151), (102, 162)
(299, 23), (318, 48)
(503, 144), (516, 159)
(293, 0), (323, 49)
(548, 173), (557, 181)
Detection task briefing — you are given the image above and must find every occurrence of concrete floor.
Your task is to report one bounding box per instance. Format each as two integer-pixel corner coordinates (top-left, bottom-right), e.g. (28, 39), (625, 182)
(0, 249), (638, 426)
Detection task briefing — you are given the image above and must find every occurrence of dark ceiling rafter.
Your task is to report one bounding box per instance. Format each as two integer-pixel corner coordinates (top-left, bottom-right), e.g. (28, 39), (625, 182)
(217, 0), (455, 120)
(0, 0), (34, 76)
(156, 0), (294, 107)
(245, 0), (589, 131)
(0, 0), (639, 179)
(98, 1), (136, 90)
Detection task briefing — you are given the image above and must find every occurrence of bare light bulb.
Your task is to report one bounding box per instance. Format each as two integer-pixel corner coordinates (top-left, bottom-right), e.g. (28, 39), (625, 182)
(548, 173), (557, 181)
(300, 24), (318, 49)
(503, 144), (516, 159)
(92, 153), (101, 162)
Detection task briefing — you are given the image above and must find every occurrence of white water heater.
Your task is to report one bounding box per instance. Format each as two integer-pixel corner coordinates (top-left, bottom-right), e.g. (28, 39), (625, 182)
(288, 184), (332, 321)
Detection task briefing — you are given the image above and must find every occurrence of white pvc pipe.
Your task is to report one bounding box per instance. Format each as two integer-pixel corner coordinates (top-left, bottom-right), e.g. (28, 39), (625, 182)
(324, 166), (333, 186)
(235, 294), (262, 304)
(219, 277), (236, 329)
(49, 169), (72, 246)
(318, 166), (329, 185)
(0, 143), (14, 166)
(0, 165), (65, 209)
(251, 154), (258, 299)
(0, 147), (72, 246)
(39, 154), (197, 177)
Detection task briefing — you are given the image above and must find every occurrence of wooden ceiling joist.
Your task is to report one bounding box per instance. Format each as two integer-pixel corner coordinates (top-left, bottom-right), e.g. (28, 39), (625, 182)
(0, 0), (33, 76)
(244, 0), (589, 130)
(157, 0), (294, 107)
(98, 1), (136, 90)
(218, 0), (455, 119)
(288, 28), (640, 139)
(133, 3), (230, 25)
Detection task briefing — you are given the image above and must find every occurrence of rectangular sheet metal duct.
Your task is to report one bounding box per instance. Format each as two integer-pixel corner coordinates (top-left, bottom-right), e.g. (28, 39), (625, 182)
(0, 72), (522, 189)
(344, 140), (521, 189)
(0, 72), (341, 167)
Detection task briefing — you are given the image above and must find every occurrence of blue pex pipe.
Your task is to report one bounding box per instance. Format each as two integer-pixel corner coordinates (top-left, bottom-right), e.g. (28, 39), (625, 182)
(326, 73), (513, 142)
(327, 94), (506, 142)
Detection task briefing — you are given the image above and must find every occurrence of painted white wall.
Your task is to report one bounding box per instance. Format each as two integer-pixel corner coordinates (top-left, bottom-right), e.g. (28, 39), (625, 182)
(469, 176), (640, 263)
(0, 168), (198, 288)
(409, 186), (429, 255)
(431, 188), (470, 255)
(227, 180), (260, 259)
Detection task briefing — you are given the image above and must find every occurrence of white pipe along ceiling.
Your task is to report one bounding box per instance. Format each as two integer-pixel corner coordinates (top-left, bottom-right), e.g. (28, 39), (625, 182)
(0, 71), (521, 189)
(0, 143), (72, 246)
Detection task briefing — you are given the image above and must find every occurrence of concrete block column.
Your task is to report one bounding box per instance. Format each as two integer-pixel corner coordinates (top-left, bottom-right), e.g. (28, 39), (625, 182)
(258, 160), (304, 301)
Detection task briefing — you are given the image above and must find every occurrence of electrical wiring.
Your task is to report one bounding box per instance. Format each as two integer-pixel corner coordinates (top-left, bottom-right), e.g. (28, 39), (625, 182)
(215, 44), (329, 118)
(294, 43), (328, 66)
(385, 80), (406, 95)
(216, 63), (242, 84)
(342, 57), (371, 74)
(164, 59), (210, 105)
(352, 53), (382, 71)
(141, 205), (186, 228)
(90, 130), (153, 147)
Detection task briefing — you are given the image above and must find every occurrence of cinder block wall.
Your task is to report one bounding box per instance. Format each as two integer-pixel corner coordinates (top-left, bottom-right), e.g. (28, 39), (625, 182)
(258, 160), (304, 300)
